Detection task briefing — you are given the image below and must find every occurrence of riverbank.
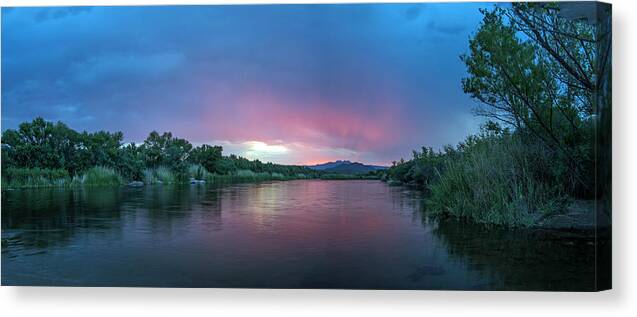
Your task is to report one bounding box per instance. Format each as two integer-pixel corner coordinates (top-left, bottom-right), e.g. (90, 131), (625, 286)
(385, 180), (611, 230)
(1, 166), (379, 189)
(0, 167), (300, 189)
(536, 200), (611, 231)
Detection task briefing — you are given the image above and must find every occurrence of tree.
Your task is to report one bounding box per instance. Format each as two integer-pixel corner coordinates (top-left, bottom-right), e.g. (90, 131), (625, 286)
(507, 3), (609, 115)
(116, 142), (145, 181)
(189, 144), (223, 173)
(141, 131), (192, 168)
(1, 117), (84, 173)
(215, 157), (237, 175)
(79, 130), (124, 170)
(141, 131), (193, 180)
(460, 5), (600, 197)
(506, 2), (611, 203)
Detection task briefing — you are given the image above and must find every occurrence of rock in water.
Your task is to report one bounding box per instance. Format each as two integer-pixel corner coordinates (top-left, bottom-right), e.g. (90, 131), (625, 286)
(190, 178), (206, 184)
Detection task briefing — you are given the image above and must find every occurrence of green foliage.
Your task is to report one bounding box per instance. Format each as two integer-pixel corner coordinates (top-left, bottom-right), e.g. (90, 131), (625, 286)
(189, 145), (222, 173)
(188, 164), (213, 180)
(387, 4), (605, 226)
(219, 154), (319, 178)
(460, 6), (598, 198)
(319, 173), (379, 180)
(116, 143), (145, 181)
(234, 169), (269, 181)
(1, 167), (71, 188)
(80, 130), (124, 169)
(214, 157), (237, 174)
(387, 147), (446, 189)
(427, 133), (567, 226)
(202, 169), (291, 184)
(385, 128), (569, 227)
(1, 166), (124, 188)
(142, 168), (156, 185)
(1, 118), (320, 188)
(1, 117), (124, 176)
(82, 166), (123, 186)
(142, 166), (177, 185)
(1, 118), (87, 174)
(141, 131), (192, 182)
(155, 166), (176, 184)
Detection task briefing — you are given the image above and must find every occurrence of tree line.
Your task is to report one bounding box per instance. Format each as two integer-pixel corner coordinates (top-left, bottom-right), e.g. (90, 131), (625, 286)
(1, 117), (320, 183)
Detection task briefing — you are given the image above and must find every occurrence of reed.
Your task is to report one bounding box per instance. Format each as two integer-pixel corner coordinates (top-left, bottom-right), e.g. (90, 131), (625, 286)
(427, 135), (566, 226)
(82, 166), (123, 186)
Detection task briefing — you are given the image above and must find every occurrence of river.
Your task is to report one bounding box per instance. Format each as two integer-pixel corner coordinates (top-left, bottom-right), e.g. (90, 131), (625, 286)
(1, 180), (596, 290)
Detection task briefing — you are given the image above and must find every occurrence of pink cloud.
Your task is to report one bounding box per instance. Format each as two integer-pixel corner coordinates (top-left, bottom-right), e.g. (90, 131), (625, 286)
(199, 89), (405, 159)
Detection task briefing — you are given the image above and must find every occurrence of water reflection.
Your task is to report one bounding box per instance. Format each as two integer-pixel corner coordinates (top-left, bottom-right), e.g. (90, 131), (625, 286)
(2, 180), (597, 290)
(428, 217), (597, 291)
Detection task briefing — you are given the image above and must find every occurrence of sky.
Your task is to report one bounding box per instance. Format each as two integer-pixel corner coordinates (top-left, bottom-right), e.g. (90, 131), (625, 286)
(1, 3), (493, 166)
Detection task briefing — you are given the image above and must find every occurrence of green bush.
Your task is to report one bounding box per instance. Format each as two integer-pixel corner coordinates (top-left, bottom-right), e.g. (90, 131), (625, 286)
(320, 173), (362, 180)
(142, 166), (177, 184)
(188, 164), (212, 180)
(1, 167), (71, 188)
(235, 169), (256, 178)
(82, 166), (123, 186)
(427, 134), (567, 226)
(202, 169), (298, 184)
(386, 147), (447, 189)
(2, 117), (321, 186)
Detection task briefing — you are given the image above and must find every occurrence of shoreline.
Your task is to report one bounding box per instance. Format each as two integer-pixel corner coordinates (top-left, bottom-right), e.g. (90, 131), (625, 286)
(384, 179), (605, 231)
(0, 174), (381, 190)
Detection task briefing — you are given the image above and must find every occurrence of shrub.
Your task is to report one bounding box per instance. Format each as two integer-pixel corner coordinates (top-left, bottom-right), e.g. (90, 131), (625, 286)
(188, 164), (212, 180)
(236, 169), (256, 178)
(155, 166), (176, 184)
(427, 134), (567, 226)
(189, 145), (222, 173)
(320, 173), (361, 180)
(142, 168), (156, 184)
(1, 167), (70, 188)
(142, 166), (176, 184)
(82, 166), (123, 186)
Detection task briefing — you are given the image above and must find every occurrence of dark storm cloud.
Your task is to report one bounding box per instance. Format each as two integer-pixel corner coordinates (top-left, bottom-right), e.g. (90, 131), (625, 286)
(1, 3), (493, 165)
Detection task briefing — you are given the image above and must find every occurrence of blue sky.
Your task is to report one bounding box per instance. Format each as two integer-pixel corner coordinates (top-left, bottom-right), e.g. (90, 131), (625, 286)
(1, 3), (493, 165)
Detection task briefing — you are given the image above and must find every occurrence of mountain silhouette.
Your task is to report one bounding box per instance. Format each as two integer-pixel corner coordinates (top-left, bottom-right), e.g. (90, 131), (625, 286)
(307, 160), (387, 174)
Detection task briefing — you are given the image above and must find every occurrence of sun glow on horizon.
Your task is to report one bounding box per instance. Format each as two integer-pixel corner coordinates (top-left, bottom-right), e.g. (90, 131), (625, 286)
(244, 141), (289, 154)
(206, 139), (393, 166)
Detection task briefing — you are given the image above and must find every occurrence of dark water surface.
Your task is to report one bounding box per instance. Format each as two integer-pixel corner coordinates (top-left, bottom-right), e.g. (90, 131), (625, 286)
(2, 180), (596, 290)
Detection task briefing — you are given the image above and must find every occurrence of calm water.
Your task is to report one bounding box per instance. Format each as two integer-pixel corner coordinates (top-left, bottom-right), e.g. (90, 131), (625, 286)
(1, 180), (597, 290)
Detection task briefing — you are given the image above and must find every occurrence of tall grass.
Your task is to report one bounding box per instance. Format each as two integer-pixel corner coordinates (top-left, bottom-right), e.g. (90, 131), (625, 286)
(188, 164), (213, 180)
(2, 165), (321, 189)
(234, 169), (281, 182)
(201, 169), (301, 184)
(2, 168), (72, 188)
(143, 166), (177, 184)
(2, 166), (123, 188)
(320, 173), (366, 180)
(82, 166), (123, 186)
(427, 135), (567, 226)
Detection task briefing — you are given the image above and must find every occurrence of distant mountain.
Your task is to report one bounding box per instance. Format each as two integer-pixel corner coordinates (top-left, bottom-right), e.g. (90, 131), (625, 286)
(307, 160), (388, 174)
